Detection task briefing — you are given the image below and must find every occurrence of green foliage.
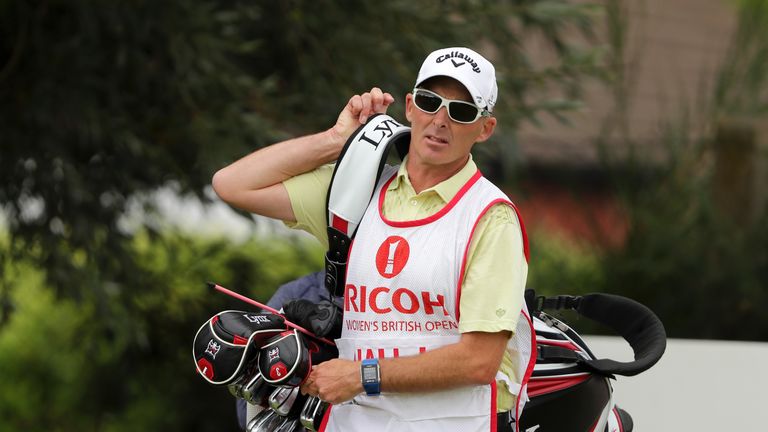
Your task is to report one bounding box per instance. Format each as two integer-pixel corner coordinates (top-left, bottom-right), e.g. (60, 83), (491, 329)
(0, 231), (323, 432)
(527, 230), (604, 298)
(0, 0), (268, 313)
(601, 132), (768, 340)
(715, 0), (768, 116)
(0, 261), (91, 430)
(238, 0), (606, 130)
(526, 230), (609, 335)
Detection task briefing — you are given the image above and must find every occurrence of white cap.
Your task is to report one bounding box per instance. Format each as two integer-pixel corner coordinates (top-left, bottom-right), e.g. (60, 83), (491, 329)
(414, 47), (498, 111)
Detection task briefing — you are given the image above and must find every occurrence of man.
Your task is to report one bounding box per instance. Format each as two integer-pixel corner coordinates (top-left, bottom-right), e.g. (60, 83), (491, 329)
(213, 47), (532, 432)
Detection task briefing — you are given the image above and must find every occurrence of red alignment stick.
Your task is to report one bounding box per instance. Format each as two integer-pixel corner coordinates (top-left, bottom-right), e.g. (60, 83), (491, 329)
(209, 282), (336, 346)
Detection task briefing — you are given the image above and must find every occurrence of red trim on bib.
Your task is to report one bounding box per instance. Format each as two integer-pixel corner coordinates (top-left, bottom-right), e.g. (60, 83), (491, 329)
(456, 198), (530, 320)
(490, 380), (498, 432)
(511, 203), (529, 263)
(379, 170), (483, 227)
(515, 309), (538, 432)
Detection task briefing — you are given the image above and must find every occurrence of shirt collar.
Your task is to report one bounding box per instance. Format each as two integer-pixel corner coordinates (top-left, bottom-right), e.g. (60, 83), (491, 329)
(389, 154), (478, 202)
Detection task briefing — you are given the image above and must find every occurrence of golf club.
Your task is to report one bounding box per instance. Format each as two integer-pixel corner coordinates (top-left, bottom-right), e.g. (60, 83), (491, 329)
(299, 395), (320, 431)
(268, 386), (308, 417)
(245, 408), (285, 432)
(241, 371), (273, 407)
(299, 395), (329, 431)
(227, 373), (246, 399)
(274, 417), (304, 432)
(210, 283), (336, 346)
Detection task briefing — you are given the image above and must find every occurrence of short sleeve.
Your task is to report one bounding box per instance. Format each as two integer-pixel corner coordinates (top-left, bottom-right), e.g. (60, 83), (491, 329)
(282, 164), (335, 248)
(458, 203), (528, 334)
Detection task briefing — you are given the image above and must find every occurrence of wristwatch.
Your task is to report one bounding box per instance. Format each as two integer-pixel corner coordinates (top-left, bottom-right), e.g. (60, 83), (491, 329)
(360, 358), (381, 396)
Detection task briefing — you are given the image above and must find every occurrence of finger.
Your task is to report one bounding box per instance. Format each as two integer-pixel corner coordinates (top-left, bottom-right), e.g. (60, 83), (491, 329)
(300, 377), (311, 393)
(304, 384), (318, 397)
(359, 92), (373, 124)
(347, 94), (363, 117)
(370, 87), (385, 112)
(383, 93), (395, 108)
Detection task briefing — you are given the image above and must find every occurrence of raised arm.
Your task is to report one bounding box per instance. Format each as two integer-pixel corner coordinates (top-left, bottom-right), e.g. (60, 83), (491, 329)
(211, 87), (395, 221)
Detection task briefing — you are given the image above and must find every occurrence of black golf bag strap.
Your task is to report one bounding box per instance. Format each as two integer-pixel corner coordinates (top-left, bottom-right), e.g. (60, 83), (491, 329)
(530, 290), (667, 377)
(324, 227), (351, 297)
(526, 289), (580, 315)
(577, 293), (666, 376)
(537, 345), (580, 363)
(323, 114), (410, 297)
(538, 294), (582, 312)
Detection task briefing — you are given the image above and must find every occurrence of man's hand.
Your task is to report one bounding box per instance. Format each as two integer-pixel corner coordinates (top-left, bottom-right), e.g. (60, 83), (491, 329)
(328, 87), (395, 146)
(301, 358), (362, 405)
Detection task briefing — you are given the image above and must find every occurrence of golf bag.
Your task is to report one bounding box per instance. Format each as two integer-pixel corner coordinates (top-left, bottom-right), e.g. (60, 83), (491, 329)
(522, 290), (666, 431)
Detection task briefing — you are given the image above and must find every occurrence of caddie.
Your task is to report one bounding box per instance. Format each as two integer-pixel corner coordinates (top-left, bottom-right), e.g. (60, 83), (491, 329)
(212, 47), (534, 432)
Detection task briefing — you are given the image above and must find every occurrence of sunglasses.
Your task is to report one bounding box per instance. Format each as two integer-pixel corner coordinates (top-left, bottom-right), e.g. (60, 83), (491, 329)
(412, 88), (490, 124)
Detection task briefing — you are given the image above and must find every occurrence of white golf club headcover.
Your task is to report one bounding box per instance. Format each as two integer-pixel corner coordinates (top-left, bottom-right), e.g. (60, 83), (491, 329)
(324, 114), (410, 297)
(327, 114), (410, 238)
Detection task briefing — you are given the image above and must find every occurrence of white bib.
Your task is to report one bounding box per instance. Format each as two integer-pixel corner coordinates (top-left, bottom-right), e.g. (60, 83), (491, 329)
(323, 165), (533, 432)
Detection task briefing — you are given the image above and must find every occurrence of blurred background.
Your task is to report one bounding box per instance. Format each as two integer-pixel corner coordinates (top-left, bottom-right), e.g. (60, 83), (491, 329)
(1, 0), (766, 431)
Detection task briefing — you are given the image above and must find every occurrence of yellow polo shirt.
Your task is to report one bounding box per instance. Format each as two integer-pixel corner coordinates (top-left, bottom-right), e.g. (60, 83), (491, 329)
(283, 154), (528, 411)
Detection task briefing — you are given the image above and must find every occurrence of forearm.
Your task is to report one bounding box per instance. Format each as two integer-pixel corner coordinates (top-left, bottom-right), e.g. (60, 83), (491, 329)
(211, 128), (343, 218)
(215, 129), (342, 192)
(305, 331), (509, 404)
(212, 87), (394, 220)
(379, 331), (509, 392)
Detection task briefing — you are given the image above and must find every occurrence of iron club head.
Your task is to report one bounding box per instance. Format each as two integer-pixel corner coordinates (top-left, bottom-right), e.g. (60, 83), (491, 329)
(245, 408), (285, 432)
(299, 395), (329, 431)
(241, 371), (272, 407)
(268, 386), (309, 417)
(299, 396), (320, 431)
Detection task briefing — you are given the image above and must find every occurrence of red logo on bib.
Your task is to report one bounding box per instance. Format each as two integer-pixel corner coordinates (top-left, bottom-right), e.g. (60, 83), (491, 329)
(376, 236), (409, 278)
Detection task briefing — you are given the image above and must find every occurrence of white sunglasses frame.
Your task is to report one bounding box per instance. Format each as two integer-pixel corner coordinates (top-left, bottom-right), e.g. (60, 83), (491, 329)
(411, 88), (491, 124)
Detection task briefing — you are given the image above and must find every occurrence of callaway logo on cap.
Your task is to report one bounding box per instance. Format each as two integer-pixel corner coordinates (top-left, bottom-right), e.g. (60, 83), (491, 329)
(415, 47), (498, 111)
